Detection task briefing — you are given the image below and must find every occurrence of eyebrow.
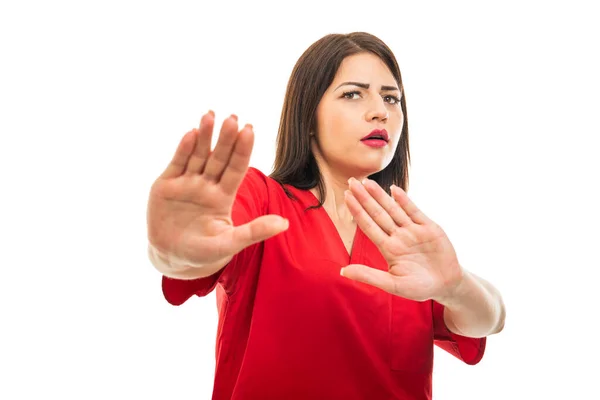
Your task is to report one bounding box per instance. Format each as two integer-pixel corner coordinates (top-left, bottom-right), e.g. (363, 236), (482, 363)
(334, 81), (400, 92)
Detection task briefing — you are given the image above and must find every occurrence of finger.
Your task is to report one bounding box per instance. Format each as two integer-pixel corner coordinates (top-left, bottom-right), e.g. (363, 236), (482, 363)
(219, 124), (254, 196)
(362, 178), (414, 228)
(181, 215), (288, 264)
(347, 178), (397, 235)
(340, 264), (397, 294)
(203, 115), (240, 182)
(225, 215), (289, 254)
(341, 264), (423, 299)
(344, 190), (388, 246)
(363, 179), (413, 227)
(391, 185), (432, 225)
(158, 129), (197, 179)
(184, 111), (216, 175)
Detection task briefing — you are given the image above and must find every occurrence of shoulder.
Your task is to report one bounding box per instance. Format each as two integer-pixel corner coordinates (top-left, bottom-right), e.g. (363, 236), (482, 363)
(233, 167), (288, 216)
(235, 167), (271, 200)
(238, 167), (316, 209)
(240, 167), (287, 198)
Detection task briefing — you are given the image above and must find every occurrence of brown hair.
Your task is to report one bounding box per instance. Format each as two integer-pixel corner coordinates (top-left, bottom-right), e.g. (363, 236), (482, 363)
(269, 32), (410, 210)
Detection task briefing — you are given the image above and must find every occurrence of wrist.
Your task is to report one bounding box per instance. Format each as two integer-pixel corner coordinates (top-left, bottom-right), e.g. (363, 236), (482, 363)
(434, 267), (473, 309)
(148, 244), (190, 272)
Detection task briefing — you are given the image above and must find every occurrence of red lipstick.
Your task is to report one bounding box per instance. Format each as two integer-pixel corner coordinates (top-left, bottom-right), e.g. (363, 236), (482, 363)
(361, 129), (389, 147)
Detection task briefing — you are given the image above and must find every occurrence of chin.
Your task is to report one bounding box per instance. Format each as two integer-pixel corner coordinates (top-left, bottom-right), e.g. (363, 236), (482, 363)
(352, 162), (387, 177)
(361, 154), (392, 171)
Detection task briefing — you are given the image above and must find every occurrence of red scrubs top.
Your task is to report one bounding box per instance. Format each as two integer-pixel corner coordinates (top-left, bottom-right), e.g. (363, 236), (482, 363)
(162, 167), (486, 400)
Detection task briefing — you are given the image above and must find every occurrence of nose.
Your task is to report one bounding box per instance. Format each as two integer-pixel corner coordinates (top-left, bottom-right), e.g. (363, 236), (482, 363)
(365, 97), (389, 122)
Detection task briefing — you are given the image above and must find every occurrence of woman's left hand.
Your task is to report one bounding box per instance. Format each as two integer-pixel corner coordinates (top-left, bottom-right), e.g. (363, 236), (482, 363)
(341, 177), (465, 303)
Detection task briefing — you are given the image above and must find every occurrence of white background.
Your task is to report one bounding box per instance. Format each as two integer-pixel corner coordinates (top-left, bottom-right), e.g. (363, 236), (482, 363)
(1, 0), (598, 399)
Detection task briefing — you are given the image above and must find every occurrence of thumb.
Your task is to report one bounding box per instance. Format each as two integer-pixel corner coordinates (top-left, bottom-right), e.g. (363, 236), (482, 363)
(230, 214), (289, 251)
(341, 264), (397, 294)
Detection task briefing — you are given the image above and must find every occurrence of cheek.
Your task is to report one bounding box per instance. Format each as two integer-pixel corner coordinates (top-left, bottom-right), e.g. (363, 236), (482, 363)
(390, 110), (405, 138)
(318, 108), (353, 143)
(326, 107), (351, 130)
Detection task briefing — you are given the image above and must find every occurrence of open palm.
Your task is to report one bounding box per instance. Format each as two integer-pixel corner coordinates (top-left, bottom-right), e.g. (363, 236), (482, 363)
(147, 112), (288, 268)
(341, 178), (464, 302)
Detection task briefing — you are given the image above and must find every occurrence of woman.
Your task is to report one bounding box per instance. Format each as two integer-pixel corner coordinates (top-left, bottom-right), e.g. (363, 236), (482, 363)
(147, 32), (505, 400)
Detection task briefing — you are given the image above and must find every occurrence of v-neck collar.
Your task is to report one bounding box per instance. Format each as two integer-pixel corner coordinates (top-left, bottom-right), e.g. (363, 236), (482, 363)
(302, 189), (362, 264)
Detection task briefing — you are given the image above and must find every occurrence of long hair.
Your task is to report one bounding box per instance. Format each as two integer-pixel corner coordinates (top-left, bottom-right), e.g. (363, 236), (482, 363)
(269, 32), (410, 210)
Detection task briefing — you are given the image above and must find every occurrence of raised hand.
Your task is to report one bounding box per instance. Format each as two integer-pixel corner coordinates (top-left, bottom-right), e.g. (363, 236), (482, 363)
(147, 111), (289, 269)
(340, 178), (464, 303)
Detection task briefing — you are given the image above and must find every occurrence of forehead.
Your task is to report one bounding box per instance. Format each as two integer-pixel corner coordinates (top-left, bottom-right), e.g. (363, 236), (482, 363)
(332, 53), (396, 84)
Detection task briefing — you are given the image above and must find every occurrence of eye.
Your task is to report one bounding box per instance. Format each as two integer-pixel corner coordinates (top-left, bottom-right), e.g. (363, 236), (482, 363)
(342, 91), (362, 100)
(383, 95), (401, 105)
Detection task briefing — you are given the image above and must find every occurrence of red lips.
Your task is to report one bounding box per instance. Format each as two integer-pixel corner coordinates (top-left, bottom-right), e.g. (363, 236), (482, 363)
(361, 129), (389, 142)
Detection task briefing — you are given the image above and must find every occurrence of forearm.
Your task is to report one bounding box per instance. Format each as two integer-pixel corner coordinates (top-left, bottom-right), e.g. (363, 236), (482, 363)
(147, 244), (230, 280)
(438, 269), (506, 338)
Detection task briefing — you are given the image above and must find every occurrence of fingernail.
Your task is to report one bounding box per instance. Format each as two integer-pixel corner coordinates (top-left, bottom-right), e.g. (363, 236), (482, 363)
(347, 177), (354, 185)
(208, 110), (215, 117)
(340, 268), (346, 276)
(230, 114), (238, 121)
(281, 218), (289, 229)
(361, 178), (369, 185)
(244, 123), (253, 130)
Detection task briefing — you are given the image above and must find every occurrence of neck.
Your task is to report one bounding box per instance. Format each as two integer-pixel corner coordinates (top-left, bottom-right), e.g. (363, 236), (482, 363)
(309, 154), (368, 224)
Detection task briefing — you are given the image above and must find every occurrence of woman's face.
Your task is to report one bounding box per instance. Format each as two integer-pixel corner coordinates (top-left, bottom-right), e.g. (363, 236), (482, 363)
(312, 52), (404, 178)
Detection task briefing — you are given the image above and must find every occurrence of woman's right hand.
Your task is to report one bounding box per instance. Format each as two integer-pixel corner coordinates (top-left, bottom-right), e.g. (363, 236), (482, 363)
(147, 111), (289, 269)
